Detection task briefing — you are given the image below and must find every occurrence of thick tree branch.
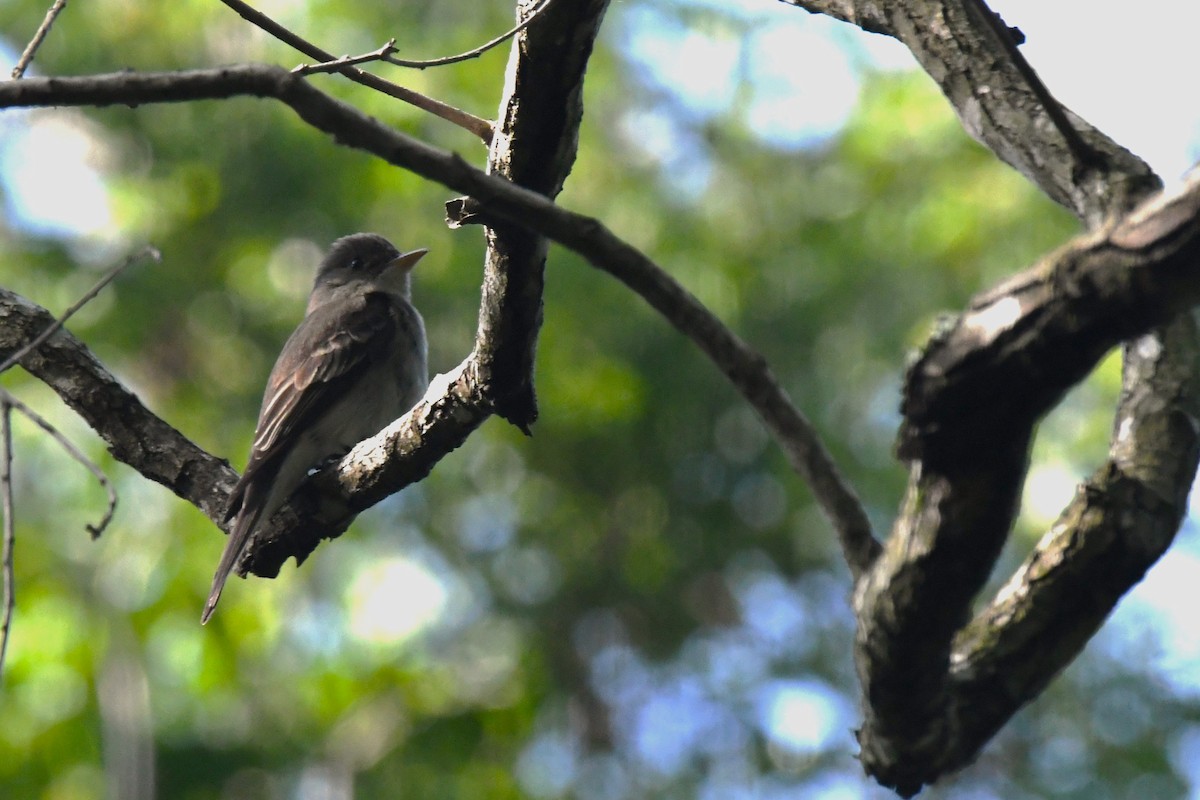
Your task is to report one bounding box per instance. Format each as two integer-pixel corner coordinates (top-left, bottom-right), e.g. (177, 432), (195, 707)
(779, 0), (892, 36)
(950, 311), (1200, 756)
(900, 173), (1200, 463)
(855, 180), (1200, 792)
(781, 1), (1195, 794)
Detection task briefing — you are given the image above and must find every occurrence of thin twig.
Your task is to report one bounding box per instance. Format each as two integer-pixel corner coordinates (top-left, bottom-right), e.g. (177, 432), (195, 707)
(1, 390), (117, 539)
(218, 0), (493, 143)
(295, 0), (557, 77)
(10, 0), (68, 79)
(384, 0), (556, 69)
(0, 399), (13, 680)
(0, 245), (160, 377)
(293, 40), (397, 76)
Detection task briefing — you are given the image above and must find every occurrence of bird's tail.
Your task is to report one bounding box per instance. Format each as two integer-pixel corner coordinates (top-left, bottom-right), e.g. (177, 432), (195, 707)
(201, 498), (266, 624)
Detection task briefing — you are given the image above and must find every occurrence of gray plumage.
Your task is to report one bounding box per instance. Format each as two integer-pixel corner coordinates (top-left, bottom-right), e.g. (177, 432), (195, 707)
(203, 233), (428, 623)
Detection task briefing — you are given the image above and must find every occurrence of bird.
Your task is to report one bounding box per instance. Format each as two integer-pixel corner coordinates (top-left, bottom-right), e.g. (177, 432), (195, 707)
(202, 233), (428, 624)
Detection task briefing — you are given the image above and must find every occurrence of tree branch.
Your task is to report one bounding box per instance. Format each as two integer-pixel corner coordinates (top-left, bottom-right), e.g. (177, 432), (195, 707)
(778, 0), (892, 36)
(900, 173), (1200, 463)
(783, 0), (1159, 226)
(950, 311), (1200, 757)
(0, 400), (12, 680)
(853, 173), (1200, 791)
(292, 39), (399, 77)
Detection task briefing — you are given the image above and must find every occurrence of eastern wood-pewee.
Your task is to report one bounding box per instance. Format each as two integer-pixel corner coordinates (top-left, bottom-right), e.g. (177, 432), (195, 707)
(202, 233), (428, 623)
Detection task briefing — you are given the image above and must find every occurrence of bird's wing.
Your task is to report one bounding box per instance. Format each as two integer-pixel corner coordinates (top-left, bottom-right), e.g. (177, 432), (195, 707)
(224, 292), (396, 519)
(254, 292), (396, 463)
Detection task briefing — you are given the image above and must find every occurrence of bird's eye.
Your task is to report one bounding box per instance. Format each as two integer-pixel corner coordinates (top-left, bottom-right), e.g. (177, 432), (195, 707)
(349, 257), (363, 271)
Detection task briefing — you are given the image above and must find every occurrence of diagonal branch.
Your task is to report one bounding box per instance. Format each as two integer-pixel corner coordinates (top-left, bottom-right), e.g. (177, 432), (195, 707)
(900, 173), (1200, 462)
(783, 0), (1159, 226)
(960, 0), (1099, 170)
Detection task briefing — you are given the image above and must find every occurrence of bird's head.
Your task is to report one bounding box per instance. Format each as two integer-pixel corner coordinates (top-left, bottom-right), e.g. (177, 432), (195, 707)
(311, 233), (427, 307)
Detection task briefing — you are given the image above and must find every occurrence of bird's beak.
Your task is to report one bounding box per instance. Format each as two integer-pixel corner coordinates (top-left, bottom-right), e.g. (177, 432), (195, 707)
(378, 248), (428, 293)
(388, 248), (428, 273)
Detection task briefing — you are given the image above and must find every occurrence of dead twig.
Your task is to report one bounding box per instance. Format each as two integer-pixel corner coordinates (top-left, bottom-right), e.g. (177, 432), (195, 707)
(2, 390), (118, 539)
(293, 40), (398, 76)
(385, 0), (556, 69)
(10, 0), (68, 79)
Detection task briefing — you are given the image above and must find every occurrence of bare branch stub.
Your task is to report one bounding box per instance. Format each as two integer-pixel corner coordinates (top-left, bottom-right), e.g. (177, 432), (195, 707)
(471, 0), (611, 432)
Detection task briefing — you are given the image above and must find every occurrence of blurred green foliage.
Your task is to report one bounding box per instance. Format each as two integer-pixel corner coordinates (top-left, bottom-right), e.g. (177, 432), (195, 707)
(0, 1), (1195, 799)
